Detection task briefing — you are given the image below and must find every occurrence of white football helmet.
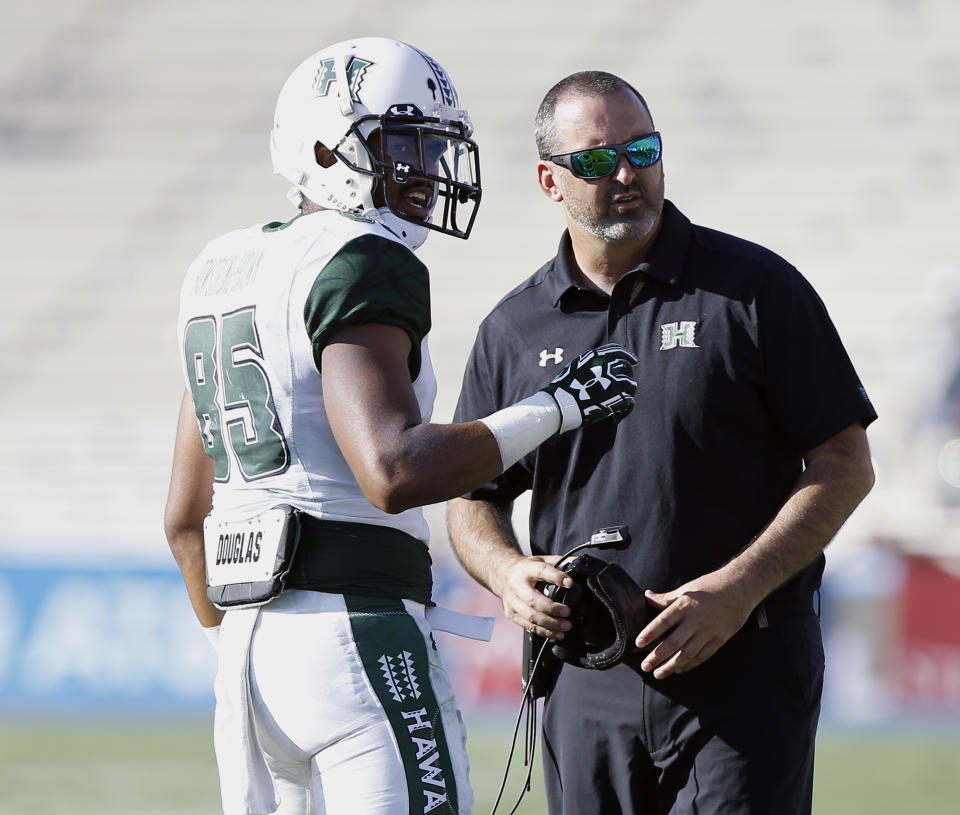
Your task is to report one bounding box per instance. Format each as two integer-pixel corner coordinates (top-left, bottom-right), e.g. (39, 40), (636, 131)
(270, 37), (481, 249)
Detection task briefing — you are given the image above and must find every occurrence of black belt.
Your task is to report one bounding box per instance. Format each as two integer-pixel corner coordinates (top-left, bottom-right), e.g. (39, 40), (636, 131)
(285, 516), (433, 605)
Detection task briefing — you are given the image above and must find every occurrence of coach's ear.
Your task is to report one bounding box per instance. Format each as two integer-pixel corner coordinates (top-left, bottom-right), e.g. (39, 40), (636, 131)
(537, 160), (564, 203)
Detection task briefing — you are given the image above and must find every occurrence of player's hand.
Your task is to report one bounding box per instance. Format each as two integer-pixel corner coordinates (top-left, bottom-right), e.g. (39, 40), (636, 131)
(496, 555), (575, 640)
(541, 343), (638, 433)
(635, 571), (755, 679)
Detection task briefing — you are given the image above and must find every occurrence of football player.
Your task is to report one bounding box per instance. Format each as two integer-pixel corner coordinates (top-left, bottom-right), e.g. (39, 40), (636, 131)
(164, 37), (638, 815)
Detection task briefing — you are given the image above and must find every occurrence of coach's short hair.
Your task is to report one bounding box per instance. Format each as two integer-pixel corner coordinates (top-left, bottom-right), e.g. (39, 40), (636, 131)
(534, 71), (651, 158)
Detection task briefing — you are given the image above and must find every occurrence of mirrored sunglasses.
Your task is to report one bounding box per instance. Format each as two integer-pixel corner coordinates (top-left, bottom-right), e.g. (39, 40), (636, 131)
(545, 132), (662, 179)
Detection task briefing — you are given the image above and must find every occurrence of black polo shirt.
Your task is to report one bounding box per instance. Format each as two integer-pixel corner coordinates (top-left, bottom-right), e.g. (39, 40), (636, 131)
(454, 200), (877, 604)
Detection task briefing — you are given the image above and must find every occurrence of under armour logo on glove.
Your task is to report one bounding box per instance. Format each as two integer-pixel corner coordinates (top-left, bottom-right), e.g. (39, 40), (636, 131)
(569, 366), (611, 400)
(541, 343), (638, 433)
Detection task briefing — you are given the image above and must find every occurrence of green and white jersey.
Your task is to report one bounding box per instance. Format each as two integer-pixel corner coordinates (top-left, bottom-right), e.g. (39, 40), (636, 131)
(177, 210), (435, 543)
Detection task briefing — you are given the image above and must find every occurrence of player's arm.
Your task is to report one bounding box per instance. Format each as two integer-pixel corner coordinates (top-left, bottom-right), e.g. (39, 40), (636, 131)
(446, 496), (574, 640)
(636, 421), (875, 678)
(323, 323), (503, 512)
(164, 389), (224, 629)
(323, 324), (638, 514)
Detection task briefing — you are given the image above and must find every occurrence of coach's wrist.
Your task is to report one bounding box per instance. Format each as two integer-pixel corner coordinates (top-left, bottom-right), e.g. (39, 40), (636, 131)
(488, 549), (528, 600)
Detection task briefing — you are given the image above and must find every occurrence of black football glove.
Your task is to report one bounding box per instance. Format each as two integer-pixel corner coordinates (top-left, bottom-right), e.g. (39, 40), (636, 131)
(541, 343), (638, 432)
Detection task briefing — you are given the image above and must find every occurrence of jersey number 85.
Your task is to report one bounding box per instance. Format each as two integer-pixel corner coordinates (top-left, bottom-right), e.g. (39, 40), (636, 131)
(183, 307), (290, 482)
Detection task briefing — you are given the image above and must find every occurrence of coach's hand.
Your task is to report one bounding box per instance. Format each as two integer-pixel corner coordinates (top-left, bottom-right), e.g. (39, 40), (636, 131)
(495, 555), (575, 640)
(635, 571), (755, 679)
(541, 343), (638, 433)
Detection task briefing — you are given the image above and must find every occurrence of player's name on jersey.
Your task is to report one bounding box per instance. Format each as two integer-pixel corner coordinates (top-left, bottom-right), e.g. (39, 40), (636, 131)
(191, 250), (264, 297)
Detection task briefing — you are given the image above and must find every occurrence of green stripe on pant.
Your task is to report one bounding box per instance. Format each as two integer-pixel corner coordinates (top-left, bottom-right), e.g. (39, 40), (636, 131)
(345, 595), (460, 814)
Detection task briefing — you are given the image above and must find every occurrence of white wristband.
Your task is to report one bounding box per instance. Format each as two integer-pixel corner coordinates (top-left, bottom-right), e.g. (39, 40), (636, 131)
(203, 625), (221, 652)
(479, 391), (562, 471)
(549, 386), (584, 433)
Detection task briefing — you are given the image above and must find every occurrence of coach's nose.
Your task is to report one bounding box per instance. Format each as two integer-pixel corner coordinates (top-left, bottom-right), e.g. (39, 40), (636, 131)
(613, 155), (638, 185)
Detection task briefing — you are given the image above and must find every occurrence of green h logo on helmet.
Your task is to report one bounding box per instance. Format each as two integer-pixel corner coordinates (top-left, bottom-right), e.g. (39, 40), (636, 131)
(313, 56), (373, 102)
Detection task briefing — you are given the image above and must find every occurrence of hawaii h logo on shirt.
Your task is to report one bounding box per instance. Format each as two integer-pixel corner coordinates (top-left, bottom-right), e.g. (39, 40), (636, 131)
(659, 321), (699, 350)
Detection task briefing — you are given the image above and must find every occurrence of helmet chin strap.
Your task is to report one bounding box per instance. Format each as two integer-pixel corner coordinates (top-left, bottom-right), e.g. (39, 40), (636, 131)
(285, 185), (305, 208)
(285, 183), (429, 251)
(375, 207), (430, 251)
(366, 174), (431, 251)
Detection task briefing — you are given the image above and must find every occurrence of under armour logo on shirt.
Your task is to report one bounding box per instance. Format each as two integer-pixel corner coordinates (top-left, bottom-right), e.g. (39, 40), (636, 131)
(659, 321), (699, 350)
(539, 347), (564, 367)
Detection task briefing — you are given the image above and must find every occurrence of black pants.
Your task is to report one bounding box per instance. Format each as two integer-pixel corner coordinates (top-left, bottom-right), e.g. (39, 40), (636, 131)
(541, 610), (824, 814)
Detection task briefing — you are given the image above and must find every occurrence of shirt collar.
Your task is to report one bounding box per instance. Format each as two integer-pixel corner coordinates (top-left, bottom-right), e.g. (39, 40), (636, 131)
(548, 199), (692, 307)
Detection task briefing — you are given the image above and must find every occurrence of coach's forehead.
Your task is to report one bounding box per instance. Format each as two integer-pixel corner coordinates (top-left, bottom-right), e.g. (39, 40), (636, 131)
(553, 88), (653, 150)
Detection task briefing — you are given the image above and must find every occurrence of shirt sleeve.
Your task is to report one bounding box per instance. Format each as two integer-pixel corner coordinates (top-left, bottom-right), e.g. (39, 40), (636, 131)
(304, 234), (431, 379)
(453, 321), (534, 503)
(757, 263), (877, 452)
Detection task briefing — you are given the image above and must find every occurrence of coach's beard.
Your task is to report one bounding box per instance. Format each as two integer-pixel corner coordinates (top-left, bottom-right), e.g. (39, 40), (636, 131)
(568, 183), (662, 243)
